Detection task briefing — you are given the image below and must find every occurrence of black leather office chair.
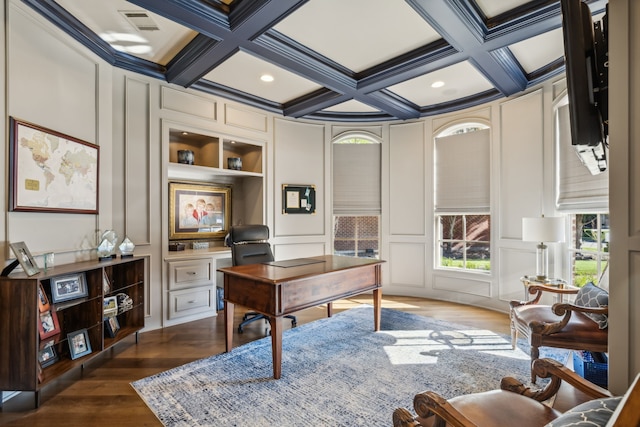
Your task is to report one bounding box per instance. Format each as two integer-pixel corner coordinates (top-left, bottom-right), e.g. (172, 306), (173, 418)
(225, 224), (297, 333)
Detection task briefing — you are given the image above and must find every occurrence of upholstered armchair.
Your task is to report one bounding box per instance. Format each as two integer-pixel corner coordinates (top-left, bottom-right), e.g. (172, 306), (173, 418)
(510, 281), (608, 383)
(392, 357), (640, 427)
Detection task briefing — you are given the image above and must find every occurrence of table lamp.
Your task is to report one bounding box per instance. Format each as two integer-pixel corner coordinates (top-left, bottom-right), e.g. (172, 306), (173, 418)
(522, 216), (565, 280)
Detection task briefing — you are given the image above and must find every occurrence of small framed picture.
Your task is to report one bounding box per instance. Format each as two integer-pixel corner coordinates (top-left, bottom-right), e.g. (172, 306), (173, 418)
(38, 309), (61, 340)
(104, 316), (120, 338)
(68, 329), (92, 360)
(38, 283), (50, 312)
(50, 273), (88, 303)
(102, 270), (111, 294)
(38, 345), (58, 368)
(103, 296), (118, 317)
(9, 241), (39, 276)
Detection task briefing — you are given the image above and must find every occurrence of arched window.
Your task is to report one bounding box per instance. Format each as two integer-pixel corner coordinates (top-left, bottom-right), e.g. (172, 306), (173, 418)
(332, 132), (380, 259)
(434, 122), (491, 272)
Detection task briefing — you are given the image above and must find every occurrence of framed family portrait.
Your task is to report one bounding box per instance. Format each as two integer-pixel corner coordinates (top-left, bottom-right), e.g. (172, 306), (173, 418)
(103, 296), (118, 317)
(68, 329), (92, 360)
(38, 309), (60, 340)
(9, 241), (40, 276)
(50, 273), (88, 303)
(38, 283), (50, 312)
(9, 117), (99, 214)
(169, 182), (231, 240)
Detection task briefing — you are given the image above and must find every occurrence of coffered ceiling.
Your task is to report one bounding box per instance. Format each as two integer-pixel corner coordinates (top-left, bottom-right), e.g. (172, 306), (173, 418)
(22, 0), (607, 122)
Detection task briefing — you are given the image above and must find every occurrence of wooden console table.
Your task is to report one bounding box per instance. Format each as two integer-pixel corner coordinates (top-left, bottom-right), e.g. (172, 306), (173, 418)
(218, 255), (384, 379)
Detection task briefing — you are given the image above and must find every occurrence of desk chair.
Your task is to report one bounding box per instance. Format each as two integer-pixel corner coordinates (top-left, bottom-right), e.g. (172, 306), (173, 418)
(226, 224), (297, 333)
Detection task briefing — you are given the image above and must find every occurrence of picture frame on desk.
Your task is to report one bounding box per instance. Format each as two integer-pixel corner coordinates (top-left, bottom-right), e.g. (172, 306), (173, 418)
(68, 329), (92, 360)
(50, 272), (88, 303)
(38, 309), (60, 340)
(168, 181), (231, 240)
(9, 117), (99, 214)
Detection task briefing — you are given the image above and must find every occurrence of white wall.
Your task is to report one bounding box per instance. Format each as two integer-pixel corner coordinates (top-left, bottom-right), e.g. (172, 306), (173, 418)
(4, 0), (636, 390)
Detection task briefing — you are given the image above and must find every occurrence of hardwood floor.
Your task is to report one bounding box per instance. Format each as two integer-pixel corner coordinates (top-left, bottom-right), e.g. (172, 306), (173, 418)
(0, 296), (509, 426)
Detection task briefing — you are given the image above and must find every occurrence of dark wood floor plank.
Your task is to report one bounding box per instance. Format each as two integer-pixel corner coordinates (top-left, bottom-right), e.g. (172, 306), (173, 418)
(0, 296), (509, 426)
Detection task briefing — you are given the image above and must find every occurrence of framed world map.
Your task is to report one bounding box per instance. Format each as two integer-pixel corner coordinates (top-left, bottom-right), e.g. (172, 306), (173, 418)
(9, 117), (99, 214)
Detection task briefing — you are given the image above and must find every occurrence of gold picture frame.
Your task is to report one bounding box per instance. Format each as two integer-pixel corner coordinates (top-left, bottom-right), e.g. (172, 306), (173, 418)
(169, 182), (231, 240)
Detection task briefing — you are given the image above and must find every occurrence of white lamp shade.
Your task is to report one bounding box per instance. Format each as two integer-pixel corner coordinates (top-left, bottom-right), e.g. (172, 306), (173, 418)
(522, 217), (565, 243)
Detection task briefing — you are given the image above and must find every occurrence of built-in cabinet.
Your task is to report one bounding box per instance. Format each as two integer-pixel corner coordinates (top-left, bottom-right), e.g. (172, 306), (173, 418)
(0, 257), (146, 407)
(162, 123), (265, 325)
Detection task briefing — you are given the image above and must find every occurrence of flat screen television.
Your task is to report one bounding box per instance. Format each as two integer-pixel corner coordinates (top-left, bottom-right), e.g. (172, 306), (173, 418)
(560, 0), (608, 173)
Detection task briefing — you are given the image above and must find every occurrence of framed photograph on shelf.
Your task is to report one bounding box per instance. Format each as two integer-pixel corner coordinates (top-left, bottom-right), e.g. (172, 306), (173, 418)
(282, 184), (316, 214)
(50, 272), (88, 303)
(102, 269), (111, 294)
(9, 117), (99, 214)
(38, 310), (60, 340)
(168, 181), (231, 240)
(9, 241), (40, 276)
(68, 329), (92, 360)
(38, 345), (58, 368)
(38, 282), (50, 312)
(104, 316), (120, 338)
(103, 296), (118, 317)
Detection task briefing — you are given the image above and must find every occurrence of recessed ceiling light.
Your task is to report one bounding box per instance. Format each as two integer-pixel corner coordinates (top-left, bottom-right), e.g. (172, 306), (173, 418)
(431, 81), (445, 88)
(260, 74), (274, 82)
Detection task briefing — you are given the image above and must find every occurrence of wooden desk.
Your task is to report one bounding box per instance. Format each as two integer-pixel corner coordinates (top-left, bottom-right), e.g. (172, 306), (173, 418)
(218, 255), (384, 379)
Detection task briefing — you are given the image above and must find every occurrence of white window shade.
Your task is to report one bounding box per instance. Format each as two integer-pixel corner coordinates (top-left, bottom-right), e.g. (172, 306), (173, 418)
(556, 104), (609, 211)
(435, 129), (490, 213)
(333, 143), (381, 215)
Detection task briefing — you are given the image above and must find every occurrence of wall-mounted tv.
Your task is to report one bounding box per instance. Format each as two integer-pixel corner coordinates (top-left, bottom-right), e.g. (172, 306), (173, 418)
(560, 0), (608, 173)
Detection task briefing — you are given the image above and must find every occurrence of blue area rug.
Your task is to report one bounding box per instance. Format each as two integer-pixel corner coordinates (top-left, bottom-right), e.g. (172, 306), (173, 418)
(131, 306), (568, 426)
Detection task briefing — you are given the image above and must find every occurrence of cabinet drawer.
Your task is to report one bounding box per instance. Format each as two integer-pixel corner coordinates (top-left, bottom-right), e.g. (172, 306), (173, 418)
(168, 287), (215, 319)
(168, 259), (212, 290)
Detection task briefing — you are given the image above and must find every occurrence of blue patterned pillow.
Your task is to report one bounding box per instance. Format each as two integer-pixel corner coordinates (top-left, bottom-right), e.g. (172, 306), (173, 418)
(574, 282), (608, 329)
(545, 397), (621, 427)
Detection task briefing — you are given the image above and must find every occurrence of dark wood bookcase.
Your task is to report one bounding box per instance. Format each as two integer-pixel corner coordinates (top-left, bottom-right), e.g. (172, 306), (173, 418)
(0, 256), (146, 407)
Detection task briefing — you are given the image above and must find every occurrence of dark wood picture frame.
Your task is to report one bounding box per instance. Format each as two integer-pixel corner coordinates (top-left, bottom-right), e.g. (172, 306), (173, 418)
(50, 272), (88, 303)
(282, 184), (316, 214)
(38, 309), (61, 340)
(9, 117), (99, 214)
(168, 181), (231, 240)
(68, 329), (92, 360)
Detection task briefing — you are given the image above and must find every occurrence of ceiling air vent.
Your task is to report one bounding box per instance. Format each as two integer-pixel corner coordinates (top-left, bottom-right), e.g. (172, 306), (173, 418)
(120, 10), (159, 31)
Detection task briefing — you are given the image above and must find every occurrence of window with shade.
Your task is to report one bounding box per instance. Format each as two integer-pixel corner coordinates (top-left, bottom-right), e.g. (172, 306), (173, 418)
(332, 133), (381, 258)
(434, 124), (491, 272)
(555, 98), (609, 286)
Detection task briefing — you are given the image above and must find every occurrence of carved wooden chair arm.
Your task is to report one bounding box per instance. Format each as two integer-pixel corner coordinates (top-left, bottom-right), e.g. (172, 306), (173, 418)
(510, 285), (579, 307)
(412, 391), (477, 427)
(552, 302), (608, 317)
(501, 358), (612, 402)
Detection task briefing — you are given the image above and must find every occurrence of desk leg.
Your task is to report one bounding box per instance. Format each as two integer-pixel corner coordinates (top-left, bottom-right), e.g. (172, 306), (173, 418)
(268, 316), (283, 379)
(372, 288), (382, 331)
(327, 302), (333, 317)
(225, 301), (235, 352)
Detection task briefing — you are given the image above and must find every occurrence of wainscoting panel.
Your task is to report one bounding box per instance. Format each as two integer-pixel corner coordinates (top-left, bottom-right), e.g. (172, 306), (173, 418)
(433, 274), (491, 297)
(224, 104), (268, 133)
(389, 122), (426, 236)
(388, 243), (426, 288)
(273, 243), (326, 260)
(160, 86), (217, 121)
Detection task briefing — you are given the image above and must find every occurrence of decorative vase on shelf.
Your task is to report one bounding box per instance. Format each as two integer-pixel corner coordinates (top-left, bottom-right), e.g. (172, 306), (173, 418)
(97, 230), (118, 260)
(227, 157), (242, 170)
(177, 150), (195, 165)
(119, 237), (135, 258)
